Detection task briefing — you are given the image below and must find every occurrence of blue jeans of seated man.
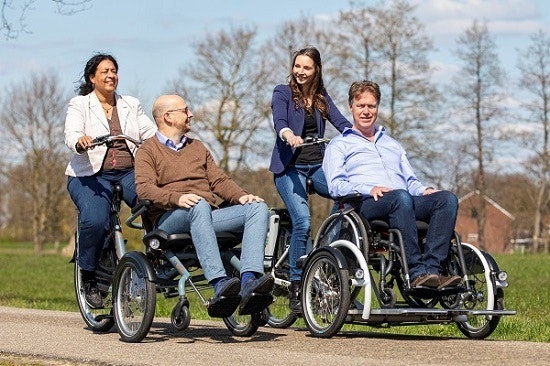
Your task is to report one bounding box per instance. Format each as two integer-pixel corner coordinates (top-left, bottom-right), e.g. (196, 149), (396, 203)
(359, 189), (458, 281)
(156, 199), (269, 282)
(68, 169), (137, 272)
(274, 163), (335, 282)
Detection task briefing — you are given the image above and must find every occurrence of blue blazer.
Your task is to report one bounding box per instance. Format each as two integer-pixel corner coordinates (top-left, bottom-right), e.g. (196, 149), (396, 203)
(269, 84), (352, 174)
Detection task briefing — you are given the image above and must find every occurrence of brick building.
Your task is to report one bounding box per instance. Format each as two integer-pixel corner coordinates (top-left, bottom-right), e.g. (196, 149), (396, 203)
(455, 191), (515, 253)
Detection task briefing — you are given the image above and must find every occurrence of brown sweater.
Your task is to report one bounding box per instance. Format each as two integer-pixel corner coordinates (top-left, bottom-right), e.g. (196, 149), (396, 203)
(135, 136), (247, 223)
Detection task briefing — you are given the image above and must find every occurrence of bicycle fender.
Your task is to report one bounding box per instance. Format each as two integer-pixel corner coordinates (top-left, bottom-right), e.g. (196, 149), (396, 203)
(304, 246), (349, 271)
(120, 251), (157, 282)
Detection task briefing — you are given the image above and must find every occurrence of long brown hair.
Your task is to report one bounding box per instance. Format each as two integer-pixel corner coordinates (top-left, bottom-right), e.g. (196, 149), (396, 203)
(288, 47), (329, 119)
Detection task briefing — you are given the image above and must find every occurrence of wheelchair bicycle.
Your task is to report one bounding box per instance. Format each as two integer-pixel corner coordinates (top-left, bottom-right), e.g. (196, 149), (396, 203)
(111, 200), (271, 343)
(299, 194), (516, 338)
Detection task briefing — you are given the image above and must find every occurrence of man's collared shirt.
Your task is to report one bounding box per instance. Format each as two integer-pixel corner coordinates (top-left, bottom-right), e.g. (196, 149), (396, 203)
(156, 131), (186, 151)
(323, 126), (427, 198)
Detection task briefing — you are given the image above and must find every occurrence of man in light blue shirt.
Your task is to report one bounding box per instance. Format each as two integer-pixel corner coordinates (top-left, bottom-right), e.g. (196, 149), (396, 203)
(323, 80), (461, 289)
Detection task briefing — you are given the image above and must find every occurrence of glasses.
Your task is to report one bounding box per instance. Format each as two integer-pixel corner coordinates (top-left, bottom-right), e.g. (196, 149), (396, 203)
(166, 107), (189, 116)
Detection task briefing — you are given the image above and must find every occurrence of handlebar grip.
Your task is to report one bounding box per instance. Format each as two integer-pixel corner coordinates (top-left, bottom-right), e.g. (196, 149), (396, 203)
(91, 134), (111, 144)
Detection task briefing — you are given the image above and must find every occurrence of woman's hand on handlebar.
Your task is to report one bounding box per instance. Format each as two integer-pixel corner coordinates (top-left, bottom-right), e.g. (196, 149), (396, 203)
(76, 135), (95, 152)
(282, 131), (303, 147)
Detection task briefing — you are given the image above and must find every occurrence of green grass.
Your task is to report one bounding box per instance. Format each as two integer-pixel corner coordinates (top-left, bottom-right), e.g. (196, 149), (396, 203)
(1, 242), (549, 342)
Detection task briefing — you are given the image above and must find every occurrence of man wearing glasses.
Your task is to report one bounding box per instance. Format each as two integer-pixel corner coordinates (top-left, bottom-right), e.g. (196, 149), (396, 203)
(135, 94), (273, 318)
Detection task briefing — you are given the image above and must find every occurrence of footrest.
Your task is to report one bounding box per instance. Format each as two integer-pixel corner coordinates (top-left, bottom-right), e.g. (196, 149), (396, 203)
(238, 293), (274, 315)
(404, 287), (439, 297)
(207, 295), (241, 318)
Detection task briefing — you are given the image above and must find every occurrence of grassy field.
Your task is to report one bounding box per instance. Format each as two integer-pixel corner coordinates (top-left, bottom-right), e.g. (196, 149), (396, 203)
(0, 241), (549, 342)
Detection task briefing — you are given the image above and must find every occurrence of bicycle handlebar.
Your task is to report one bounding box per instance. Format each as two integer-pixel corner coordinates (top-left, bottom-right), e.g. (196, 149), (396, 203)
(295, 136), (331, 148)
(89, 134), (143, 148)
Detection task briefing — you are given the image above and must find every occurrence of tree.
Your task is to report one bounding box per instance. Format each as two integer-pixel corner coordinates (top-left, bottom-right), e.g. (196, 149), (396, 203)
(451, 20), (506, 250)
(517, 30), (550, 253)
(0, 72), (71, 254)
(170, 26), (273, 175)
(1, 0), (90, 39)
(334, 0), (443, 183)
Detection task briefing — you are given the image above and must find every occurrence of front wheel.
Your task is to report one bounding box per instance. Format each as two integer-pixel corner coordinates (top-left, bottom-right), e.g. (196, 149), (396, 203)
(450, 244), (503, 339)
(113, 252), (156, 343)
(301, 249), (350, 338)
(171, 301), (191, 332)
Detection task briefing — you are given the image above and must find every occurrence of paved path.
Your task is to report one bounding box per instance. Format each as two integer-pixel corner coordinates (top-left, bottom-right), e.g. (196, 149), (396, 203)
(1, 306), (549, 366)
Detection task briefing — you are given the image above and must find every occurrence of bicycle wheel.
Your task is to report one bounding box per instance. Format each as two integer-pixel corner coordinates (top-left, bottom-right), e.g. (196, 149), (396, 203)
(302, 249), (350, 338)
(267, 224), (297, 328)
(449, 244), (503, 339)
(113, 251), (156, 343)
(223, 313), (259, 337)
(73, 233), (115, 332)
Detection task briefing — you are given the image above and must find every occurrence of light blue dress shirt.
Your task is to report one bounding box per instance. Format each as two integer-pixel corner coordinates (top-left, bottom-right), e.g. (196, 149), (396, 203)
(155, 131), (186, 151)
(323, 126), (427, 198)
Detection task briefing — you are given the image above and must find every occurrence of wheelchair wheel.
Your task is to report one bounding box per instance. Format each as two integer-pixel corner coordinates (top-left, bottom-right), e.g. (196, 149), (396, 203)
(302, 249), (350, 338)
(267, 224), (297, 328)
(171, 301), (191, 332)
(223, 313), (259, 337)
(73, 233), (115, 332)
(447, 243), (503, 339)
(314, 211), (362, 249)
(113, 251), (156, 343)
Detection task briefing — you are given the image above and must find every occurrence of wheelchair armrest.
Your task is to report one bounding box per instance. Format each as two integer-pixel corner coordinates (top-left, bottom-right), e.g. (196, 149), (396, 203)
(126, 200), (152, 229)
(131, 199), (152, 214)
(334, 193), (363, 204)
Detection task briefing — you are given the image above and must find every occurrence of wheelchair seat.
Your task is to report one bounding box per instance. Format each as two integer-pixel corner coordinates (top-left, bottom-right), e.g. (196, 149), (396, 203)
(333, 193), (430, 233)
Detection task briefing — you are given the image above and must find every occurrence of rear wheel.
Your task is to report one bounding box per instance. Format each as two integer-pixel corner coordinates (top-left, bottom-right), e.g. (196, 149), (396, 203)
(113, 252), (156, 343)
(267, 224), (297, 328)
(301, 250), (350, 338)
(74, 233), (116, 332)
(223, 313), (259, 337)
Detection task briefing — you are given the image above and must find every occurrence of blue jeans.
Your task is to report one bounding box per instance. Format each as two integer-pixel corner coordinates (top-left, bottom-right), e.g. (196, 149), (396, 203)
(274, 164), (334, 282)
(359, 189), (458, 280)
(68, 169), (137, 271)
(156, 199), (269, 282)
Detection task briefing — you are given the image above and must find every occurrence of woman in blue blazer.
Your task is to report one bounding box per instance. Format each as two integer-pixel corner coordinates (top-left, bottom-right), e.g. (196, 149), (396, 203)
(269, 47), (351, 313)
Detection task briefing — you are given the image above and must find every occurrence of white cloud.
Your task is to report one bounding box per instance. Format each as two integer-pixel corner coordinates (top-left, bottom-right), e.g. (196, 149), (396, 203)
(413, 0), (543, 37)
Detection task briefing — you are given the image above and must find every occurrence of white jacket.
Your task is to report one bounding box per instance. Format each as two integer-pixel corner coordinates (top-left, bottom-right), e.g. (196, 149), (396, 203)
(64, 92), (157, 177)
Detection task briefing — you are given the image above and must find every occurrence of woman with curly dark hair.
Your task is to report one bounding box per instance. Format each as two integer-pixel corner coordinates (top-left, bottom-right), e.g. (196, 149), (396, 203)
(65, 53), (157, 308)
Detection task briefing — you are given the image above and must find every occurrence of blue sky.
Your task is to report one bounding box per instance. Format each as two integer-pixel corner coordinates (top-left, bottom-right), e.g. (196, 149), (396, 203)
(1, 0), (549, 112)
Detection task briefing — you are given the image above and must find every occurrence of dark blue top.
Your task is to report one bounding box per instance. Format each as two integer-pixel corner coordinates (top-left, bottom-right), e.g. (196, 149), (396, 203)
(269, 84), (352, 174)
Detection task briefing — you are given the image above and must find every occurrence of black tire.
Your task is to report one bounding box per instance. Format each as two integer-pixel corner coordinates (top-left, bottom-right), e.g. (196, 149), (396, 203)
(223, 313), (259, 337)
(171, 303), (191, 332)
(301, 250), (350, 338)
(452, 244), (503, 339)
(113, 252), (156, 343)
(73, 232), (115, 333)
(267, 225), (297, 328)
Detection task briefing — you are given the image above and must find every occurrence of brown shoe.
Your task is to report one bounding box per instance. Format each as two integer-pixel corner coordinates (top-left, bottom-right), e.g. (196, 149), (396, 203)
(411, 273), (439, 288)
(438, 274), (461, 289)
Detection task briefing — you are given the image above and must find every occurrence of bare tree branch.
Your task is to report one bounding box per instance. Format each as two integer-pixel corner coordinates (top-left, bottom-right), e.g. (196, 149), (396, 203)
(1, 0), (91, 40)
